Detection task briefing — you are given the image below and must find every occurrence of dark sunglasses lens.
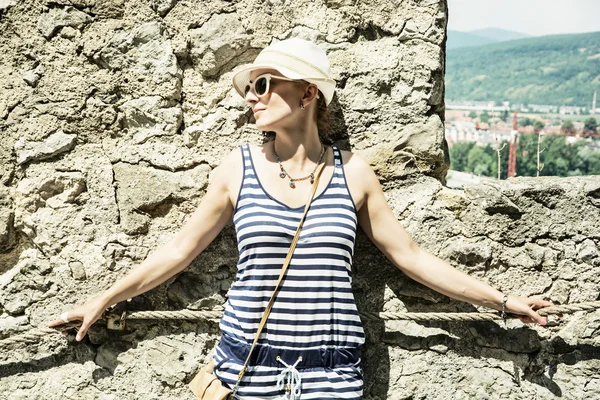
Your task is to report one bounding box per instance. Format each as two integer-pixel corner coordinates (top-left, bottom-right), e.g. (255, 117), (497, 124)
(255, 77), (268, 96)
(244, 85), (250, 95)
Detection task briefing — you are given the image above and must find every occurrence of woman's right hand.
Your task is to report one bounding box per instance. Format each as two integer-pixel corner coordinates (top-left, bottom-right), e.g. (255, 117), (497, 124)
(48, 296), (108, 341)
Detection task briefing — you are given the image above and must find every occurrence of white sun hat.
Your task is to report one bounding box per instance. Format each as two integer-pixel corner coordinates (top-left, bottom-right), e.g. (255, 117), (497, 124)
(231, 37), (336, 105)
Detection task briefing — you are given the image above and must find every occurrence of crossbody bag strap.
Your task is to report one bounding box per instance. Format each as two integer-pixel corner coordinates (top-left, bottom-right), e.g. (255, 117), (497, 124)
(229, 147), (329, 399)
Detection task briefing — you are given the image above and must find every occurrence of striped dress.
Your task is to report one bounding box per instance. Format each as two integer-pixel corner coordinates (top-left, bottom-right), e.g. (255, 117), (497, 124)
(213, 144), (364, 399)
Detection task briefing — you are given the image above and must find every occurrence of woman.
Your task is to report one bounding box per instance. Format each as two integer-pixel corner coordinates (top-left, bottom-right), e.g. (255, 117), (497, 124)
(49, 38), (551, 399)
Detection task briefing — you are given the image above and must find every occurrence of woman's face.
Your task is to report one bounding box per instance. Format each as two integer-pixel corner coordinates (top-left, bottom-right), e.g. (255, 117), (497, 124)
(245, 69), (308, 132)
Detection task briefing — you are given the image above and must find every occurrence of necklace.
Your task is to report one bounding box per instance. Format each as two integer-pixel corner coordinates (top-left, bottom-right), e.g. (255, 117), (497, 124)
(273, 144), (325, 188)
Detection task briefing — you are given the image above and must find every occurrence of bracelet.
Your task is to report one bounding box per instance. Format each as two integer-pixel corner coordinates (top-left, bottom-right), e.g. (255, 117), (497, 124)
(501, 293), (509, 328)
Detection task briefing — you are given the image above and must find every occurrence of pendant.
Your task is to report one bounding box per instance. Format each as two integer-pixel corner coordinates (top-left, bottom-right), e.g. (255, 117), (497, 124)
(279, 172), (286, 179)
(289, 180), (296, 188)
(309, 173), (314, 184)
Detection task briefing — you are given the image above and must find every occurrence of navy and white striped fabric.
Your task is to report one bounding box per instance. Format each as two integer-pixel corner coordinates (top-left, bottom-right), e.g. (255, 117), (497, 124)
(213, 144), (365, 399)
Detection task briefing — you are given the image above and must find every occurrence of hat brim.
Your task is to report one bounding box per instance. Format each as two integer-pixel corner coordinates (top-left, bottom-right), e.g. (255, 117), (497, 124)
(232, 63), (336, 105)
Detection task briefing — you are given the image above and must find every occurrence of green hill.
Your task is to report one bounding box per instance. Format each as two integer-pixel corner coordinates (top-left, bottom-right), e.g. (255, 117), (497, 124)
(447, 28), (530, 50)
(469, 28), (530, 42)
(445, 31), (600, 107)
(447, 30), (497, 49)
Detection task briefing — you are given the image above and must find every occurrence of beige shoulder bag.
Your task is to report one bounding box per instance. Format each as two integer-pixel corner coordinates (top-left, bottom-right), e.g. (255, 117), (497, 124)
(189, 148), (329, 400)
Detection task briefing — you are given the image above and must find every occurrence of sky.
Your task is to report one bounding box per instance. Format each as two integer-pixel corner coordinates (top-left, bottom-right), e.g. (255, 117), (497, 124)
(447, 0), (600, 37)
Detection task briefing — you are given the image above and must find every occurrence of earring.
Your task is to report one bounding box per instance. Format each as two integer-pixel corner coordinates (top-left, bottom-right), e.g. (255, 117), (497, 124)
(300, 102), (305, 110)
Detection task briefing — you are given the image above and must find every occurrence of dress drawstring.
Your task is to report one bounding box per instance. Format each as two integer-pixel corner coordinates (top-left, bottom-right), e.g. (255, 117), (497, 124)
(276, 356), (302, 399)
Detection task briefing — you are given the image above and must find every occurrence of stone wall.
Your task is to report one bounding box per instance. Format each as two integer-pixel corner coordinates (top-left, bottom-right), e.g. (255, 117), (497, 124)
(1, 0), (599, 399)
(355, 175), (600, 399)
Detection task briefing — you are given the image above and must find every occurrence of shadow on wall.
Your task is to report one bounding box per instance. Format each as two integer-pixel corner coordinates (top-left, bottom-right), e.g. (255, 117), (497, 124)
(353, 229), (600, 399)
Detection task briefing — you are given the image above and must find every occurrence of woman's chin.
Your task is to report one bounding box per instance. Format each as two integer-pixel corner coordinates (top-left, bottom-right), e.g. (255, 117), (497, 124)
(255, 120), (272, 131)
(255, 115), (285, 132)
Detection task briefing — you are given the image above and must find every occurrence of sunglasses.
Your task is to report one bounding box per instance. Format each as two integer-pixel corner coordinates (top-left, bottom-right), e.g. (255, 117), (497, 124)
(244, 73), (300, 97)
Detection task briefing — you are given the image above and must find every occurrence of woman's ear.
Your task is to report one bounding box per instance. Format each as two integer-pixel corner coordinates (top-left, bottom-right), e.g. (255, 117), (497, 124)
(302, 84), (319, 103)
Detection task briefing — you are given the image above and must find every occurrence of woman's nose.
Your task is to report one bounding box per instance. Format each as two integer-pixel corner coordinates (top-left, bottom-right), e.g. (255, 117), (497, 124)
(244, 88), (259, 103)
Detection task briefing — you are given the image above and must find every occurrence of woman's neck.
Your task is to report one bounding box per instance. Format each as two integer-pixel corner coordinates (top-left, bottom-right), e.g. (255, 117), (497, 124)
(271, 126), (323, 169)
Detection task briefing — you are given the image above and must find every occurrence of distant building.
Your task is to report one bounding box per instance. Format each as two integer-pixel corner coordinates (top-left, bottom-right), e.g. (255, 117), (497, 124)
(528, 104), (558, 113)
(446, 100), (509, 112)
(559, 106), (584, 115)
(445, 121), (512, 148)
(448, 101), (597, 115)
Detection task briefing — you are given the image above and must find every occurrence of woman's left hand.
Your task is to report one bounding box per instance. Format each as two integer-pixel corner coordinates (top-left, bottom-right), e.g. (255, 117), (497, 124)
(506, 295), (552, 325)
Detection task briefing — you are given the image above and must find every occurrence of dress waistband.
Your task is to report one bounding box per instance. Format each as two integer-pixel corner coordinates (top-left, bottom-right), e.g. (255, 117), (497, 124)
(219, 333), (361, 369)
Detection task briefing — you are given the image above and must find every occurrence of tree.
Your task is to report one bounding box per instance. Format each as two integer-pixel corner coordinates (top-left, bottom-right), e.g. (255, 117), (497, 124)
(516, 134), (539, 176)
(519, 117), (535, 127)
(466, 145), (493, 176)
(449, 142), (475, 171)
(584, 117), (598, 133)
(468, 111), (478, 119)
(578, 145), (600, 175)
(480, 111), (490, 124)
(502, 109), (509, 123)
(542, 135), (574, 176)
(514, 133), (600, 177)
(533, 120), (545, 134)
(561, 120), (575, 135)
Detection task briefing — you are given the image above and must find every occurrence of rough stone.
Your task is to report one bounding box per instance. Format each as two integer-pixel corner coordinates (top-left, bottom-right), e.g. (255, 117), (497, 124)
(102, 138), (211, 171)
(0, 186), (16, 253)
(362, 113), (448, 181)
(37, 6), (92, 39)
(69, 261), (86, 281)
(549, 279), (571, 304)
(120, 96), (183, 144)
(464, 183), (522, 216)
(113, 162), (210, 234)
(22, 65), (44, 87)
(440, 236), (493, 267)
(11, 145), (118, 260)
(149, 0), (178, 17)
(14, 130), (77, 165)
(0, 314), (28, 338)
(577, 239), (598, 263)
(189, 12), (252, 77)
(0, 0), (16, 12)
(92, 0), (125, 19)
(92, 21), (182, 100)
(0, 252), (54, 315)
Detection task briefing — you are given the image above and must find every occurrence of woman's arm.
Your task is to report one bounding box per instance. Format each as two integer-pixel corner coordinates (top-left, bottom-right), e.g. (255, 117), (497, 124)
(49, 149), (242, 340)
(350, 155), (550, 324)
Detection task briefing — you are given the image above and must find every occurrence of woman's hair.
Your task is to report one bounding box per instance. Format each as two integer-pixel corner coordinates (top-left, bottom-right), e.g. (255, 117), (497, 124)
(315, 90), (331, 142)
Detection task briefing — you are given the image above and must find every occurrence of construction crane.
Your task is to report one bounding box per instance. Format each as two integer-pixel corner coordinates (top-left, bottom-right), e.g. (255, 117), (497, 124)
(507, 112), (518, 178)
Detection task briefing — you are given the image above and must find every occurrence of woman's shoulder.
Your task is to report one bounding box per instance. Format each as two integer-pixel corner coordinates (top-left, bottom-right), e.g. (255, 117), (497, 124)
(220, 142), (264, 161)
(336, 148), (373, 173)
(220, 144), (246, 165)
(337, 147), (380, 193)
(218, 142), (271, 174)
(210, 145), (246, 188)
